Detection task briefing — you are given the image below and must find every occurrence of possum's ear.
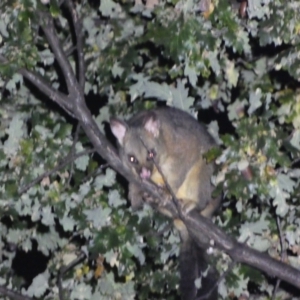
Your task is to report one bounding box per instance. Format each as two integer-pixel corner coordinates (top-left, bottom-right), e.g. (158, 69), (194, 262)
(144, 113), (160, 138)
(110, 118), (128, 146)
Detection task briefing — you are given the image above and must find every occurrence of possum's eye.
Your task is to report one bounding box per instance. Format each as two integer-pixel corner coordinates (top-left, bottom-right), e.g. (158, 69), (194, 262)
(147, 149), (156, 161)
(128, 155), (138, 164)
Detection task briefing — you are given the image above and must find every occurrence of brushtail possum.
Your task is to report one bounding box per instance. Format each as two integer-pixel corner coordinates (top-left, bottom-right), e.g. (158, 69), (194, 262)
(110, 107), (220, 300)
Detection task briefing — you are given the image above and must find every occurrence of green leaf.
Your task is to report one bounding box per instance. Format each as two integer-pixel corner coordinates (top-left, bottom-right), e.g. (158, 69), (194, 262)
(83, 206), (112, 228)
(99, 0), (120, 17)
(70, 283), (92, 300)
(75, 154), (90, 171)
(23, 271), (49, 297)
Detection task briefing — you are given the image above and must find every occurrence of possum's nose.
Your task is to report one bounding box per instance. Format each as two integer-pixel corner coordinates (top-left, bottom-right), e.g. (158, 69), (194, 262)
(140, 167), (151, 179)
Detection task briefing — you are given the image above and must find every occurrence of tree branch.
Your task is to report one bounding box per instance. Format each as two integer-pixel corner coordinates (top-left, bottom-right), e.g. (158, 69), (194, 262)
(182, 210), (300, 289)
(0, 286), (34, 300)
(0, 55), (73, 115)
(38, 12), (82, 98)
(19, 68), (74, 115)
(64, 0), (85, 90)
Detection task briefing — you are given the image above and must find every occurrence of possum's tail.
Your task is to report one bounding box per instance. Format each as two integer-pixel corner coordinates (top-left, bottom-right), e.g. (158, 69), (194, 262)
(179, 235), (218, 300)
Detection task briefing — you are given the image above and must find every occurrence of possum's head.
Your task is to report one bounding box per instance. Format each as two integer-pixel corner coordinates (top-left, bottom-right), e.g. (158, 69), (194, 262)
(110, 112), (161, 180)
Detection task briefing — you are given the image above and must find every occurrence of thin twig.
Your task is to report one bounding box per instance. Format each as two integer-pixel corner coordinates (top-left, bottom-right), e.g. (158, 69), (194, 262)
(67, 123), (81, 185)
(291, 157), (300, 166)
(60, 252), (87, 275)
(81, 163), (109, 182)
(272, 216), (285, 299)
(146, 223), (173, 238)
(58, 252), (86, 300)
(64, 45), (76, 57)
(138, 135), (180, 210)
(19, 148), (95, 194)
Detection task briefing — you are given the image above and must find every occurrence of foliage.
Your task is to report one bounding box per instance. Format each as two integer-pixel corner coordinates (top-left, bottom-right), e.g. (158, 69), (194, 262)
(0, 0), (300, 299)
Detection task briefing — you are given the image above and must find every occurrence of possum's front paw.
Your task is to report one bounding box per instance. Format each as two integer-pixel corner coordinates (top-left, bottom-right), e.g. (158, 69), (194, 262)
(157, 187), (173, 207)
(143, 187), (170, 205)
(143, 189), (175, 218)
(177, 198), (197, 215)
(142, 191), (158, 205)
(143, 188), (172, 210)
